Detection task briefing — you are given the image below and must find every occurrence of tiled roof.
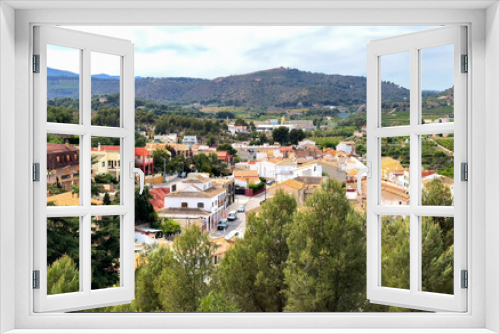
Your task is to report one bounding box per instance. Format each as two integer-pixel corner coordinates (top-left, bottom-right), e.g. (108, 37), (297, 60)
(234, 170), (259, 177)
(47, 191), (101, 206)
(283, 179), (305, 190)
(157, 207), (211, 216)
(182, 178), (211, 184)
(280, 146), (294, 152)
(347, 169), (360, 176)
(235, 176), (260, 183)
(149, 187), (170, 211)
(165, 186), (225, 199)
(381, 157), (404, 172)
(294, 176), (323, 185)
(47, 144), (79, 154)
(135, 148), (151, 156)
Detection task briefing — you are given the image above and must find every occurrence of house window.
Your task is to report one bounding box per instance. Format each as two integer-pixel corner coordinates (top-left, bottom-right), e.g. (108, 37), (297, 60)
(197, 202), (204, 208)
(182, 202), (188, 208)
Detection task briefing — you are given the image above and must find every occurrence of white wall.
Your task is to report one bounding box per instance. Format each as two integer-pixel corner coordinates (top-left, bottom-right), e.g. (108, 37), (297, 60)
(486, 2), (500, 332)
(165, 196), (213, 210)
(0, 2), (16, 332)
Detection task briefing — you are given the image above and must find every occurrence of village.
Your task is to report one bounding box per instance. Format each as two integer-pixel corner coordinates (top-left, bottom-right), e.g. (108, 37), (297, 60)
(45, 115), (454, 268)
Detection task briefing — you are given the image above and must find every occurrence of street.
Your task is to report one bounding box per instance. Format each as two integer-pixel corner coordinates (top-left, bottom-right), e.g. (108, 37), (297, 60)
(210, 192), (266, 239)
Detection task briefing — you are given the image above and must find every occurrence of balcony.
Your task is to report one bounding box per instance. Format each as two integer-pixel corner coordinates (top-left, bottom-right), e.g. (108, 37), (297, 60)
(136, 158), (153, 164)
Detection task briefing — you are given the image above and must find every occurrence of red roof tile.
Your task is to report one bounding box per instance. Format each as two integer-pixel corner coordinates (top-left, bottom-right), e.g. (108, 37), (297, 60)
(149, 187), (170, 211)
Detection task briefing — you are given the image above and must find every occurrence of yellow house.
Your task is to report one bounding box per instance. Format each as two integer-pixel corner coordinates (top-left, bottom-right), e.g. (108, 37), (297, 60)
(380, 157), (404, 181)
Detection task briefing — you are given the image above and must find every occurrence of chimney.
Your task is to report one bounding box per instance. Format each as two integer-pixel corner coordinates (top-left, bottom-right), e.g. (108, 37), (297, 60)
(98, 143), (101, 151)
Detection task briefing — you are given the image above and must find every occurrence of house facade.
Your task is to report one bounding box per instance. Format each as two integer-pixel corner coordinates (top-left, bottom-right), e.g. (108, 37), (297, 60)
(47, 142), (80, 191)
(164, 178), (227, 231)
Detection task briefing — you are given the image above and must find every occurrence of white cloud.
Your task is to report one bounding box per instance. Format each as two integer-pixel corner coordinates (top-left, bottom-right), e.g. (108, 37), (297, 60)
(55, 25), (453, 90)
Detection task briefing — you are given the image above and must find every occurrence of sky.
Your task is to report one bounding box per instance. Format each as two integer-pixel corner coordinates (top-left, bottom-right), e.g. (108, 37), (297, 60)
(51, 26), (454, 91)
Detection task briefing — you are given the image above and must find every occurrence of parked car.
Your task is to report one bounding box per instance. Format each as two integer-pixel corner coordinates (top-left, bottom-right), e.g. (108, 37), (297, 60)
(238, 205), (245, 212)
(217, 218), (228, 230)
(266, 180), (275, 185)
(227, 211), (237, 221)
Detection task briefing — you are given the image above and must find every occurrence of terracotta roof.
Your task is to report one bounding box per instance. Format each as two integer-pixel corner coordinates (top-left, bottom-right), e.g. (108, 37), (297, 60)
(381, 157), (404, 172)
(135, 148), (151, 156)
(149, 187), (170, 211)
(276, 159), (297, 166)
(169, 143), (189, 151)
(47, 144), (79, 154)
(165, 186), (225, 199)
(235, 176), (261, 183)
(157, 207), (211, 216)
(234, 170), (259, 178)
(280, 146), (294, 152)
(347, 169), (360, 176)
(318, 160), (340, 168)
(47, 192), (101, 206)
(182, 178), (211, 184)
(91, 145), (119, 151)
(294, 176), (323, 185)
(217, 151), (228, 157)
(282, 179), (305, 190)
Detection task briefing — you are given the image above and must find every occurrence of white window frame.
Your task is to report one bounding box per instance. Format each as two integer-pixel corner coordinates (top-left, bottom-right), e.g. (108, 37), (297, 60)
(1, 2), (498, 333)
(33, 26), (136, 313)
(366, 26), (467, 312)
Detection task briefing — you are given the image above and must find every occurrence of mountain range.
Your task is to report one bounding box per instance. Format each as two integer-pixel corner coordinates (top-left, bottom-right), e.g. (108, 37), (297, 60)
(47, 66), (411, 107)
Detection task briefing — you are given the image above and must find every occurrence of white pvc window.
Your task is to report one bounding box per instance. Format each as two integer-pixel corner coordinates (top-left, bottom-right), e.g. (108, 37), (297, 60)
(33, 26), (135, 312)
(366, 26), (467, 312)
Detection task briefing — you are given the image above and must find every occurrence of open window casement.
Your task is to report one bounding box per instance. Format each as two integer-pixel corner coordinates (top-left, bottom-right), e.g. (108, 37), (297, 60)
(366, 26), (467, 312)
(33, 26), (136, 312)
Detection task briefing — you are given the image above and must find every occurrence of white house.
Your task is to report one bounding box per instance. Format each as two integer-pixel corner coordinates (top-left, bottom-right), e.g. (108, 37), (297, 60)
(336, 141), (356, 155)
(181, 135), (198, 148)
(154, 133), (178, 144)
(249, 159), (298, 182)
(298, 139), (316, 148)
(163, 178), (227, 232)
(228, 124), (248, 135)
(292, 162), (323, 179)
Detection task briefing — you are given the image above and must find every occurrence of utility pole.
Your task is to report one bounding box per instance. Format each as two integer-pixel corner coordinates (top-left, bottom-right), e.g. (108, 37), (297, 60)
(163, 157), (167, 182)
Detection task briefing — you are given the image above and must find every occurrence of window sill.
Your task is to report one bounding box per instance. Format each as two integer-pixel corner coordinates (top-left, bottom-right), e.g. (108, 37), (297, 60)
(4, 329), (497, 334)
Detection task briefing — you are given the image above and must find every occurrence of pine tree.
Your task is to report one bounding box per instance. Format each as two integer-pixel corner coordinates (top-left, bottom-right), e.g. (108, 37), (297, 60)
(154, 225), (215, 312)
(217, 190), (297, 312)
(284, 178), (366, 312)
(47, 215), (80, 267)
(47, 254), (79, 295)
(91, 215), (121, 290)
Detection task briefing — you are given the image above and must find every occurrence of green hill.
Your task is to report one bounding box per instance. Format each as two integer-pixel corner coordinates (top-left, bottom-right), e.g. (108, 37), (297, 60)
(47, 67), (409, 108)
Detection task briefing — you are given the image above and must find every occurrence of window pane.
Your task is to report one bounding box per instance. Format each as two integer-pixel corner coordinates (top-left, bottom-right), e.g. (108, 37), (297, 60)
(91, 215), (121, 290)
(381, 51), (410, 127)
(421, 45), (454, 124)
(91, 138), (121, 205)
(421, 216), (454, 294)
(47, 216), (80, 295)
(91, 52), (121, 127)
(47, 44), (80, 124)
(421, 134), (454, 206)
(47, 134), (80, 206)
(381, 215), (410, 290)
(381, 136), (410, 205)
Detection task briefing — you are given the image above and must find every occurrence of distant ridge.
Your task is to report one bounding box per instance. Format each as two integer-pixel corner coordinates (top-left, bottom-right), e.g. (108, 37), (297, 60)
(47, 68), (79, 77)
(47, 66), (410, 107)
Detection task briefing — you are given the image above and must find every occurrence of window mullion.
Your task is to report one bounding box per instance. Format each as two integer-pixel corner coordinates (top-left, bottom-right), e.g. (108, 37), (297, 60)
(409, 46), (420, 294)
